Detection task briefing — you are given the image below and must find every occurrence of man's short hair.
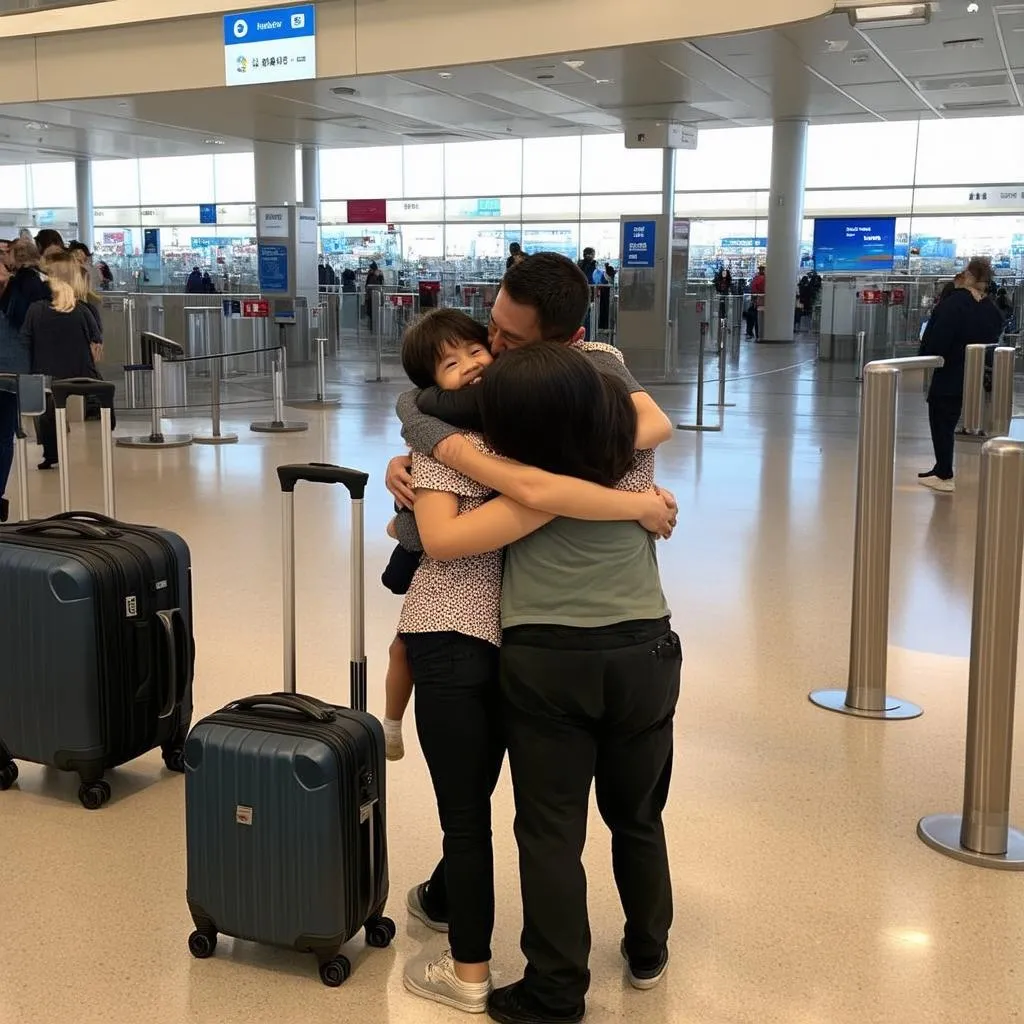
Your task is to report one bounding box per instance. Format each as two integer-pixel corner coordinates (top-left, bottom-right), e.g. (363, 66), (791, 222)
(501, 252), (590, 343)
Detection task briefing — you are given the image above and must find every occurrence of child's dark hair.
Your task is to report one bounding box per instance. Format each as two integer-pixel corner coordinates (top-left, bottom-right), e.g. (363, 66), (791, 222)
(481, 342), (636, 488)
(401, 308), (489, 389)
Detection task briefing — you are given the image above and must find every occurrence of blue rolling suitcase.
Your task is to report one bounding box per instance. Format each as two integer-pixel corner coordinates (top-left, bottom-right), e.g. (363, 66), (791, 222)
(184, 463), (393, 987)
(0, 379), (193, 809)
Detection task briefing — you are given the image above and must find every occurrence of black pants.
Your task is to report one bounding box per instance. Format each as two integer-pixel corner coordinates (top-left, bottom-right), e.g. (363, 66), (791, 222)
(500, 619), (682, 1012)
(37, 395), (59, 464)
(928, 392), (962, 480)
(402, 631), (505, 964)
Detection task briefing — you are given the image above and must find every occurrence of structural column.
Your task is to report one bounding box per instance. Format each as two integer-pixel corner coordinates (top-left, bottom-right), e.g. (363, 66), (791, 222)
(75, 158), (93, 248)
(764, 118), (808, 344)
(300, 146), (320, 220)
(660, 147), (676, 331)
(254, 140), (298, 208)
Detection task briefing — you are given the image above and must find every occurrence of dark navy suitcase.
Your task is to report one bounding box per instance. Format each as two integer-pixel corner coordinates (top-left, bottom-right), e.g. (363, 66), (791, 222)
(0, 379), (194, 809)
(184, 463), (393, 987)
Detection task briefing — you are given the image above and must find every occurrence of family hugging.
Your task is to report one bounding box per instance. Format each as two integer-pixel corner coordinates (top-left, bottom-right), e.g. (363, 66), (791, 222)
(379, 252), (682, 1024)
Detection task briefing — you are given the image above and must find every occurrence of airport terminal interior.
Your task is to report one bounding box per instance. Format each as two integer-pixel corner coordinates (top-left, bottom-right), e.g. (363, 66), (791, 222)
(2, 0), (1024, 1022)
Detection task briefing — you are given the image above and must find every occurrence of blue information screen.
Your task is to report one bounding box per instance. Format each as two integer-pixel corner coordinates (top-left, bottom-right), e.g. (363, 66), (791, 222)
(623, 220), (656, 269)
(199, 204), (217, 225)
(812, 217), (896, 272)
(258, 244), (289, 292)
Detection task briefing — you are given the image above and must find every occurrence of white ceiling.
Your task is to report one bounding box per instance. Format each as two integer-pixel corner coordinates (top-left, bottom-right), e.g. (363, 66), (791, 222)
(0, 2), (1021, 164)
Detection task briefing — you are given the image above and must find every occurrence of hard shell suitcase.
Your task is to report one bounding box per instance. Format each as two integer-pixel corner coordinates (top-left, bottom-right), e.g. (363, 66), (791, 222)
(184, 463), (393, 987)
(0, 379), (194, 809)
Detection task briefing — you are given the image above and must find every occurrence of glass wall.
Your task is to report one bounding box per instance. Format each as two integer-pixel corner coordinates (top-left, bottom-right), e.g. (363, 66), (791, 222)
(0, 115), (1021, 291)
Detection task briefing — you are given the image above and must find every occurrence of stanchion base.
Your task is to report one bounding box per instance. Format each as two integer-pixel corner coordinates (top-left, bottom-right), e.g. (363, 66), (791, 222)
(365, 376), (391, 384)
(193, 433), (239, 445)
(677, 424), (722, 433)
(706, 402), (737, 408)
(955, 431), (987, 444)
(808, 688), (923, 720)
(917, 815), (1024, 871)
(116, 434), (193, 449)
(286, 398), (343, 409)
(249, 421), (309, 433)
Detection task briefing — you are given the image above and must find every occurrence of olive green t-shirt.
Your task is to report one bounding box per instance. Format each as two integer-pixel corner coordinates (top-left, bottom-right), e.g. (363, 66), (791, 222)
(500, 517), (670, 629)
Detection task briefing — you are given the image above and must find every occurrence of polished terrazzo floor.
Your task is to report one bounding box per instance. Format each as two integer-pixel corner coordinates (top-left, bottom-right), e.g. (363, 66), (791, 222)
(1, 341), (1023, 1024)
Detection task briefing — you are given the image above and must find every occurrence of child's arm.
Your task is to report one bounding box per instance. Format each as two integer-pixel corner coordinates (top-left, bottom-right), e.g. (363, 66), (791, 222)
(415, 490), (553, 560)
(396, 389), (459, 456)
(432, 434), (675, 524)
(415, 384), (484, 430)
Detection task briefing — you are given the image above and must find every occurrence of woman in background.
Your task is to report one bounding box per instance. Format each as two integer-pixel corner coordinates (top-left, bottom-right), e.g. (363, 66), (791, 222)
(22, 252), (102, 470)
(918, 257), (1004, 493)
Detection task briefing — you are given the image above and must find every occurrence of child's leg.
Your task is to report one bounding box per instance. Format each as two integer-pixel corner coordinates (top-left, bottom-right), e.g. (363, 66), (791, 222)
(383, 633), (413, 761)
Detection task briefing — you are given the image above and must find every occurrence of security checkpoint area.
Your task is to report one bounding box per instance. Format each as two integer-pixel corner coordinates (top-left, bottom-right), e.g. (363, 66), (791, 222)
(3, 2), (1024, 1024)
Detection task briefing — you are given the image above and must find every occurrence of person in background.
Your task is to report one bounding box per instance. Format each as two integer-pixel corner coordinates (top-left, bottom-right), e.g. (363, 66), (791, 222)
(341, 266), (357, 293)
(918, 256), (1004, 494)
(68, 241), (102, 293)
(0, 240), (30, 522)
(22, 251), (102, 470)
(747, 264), (766, 339)
(185, 267), (204, 294)
(0, 239), (50, 336)
(713, 263), (733, 322)
(365, 261), (385, 330)
(598, 263), (616, 333)
(201, 271), (218, 294)
(34, 229), (64, 259)
(506, 242), (524, 271)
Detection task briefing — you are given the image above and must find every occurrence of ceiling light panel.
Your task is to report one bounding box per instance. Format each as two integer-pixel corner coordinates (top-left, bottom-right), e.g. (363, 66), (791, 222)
(848, 3), (931, 28)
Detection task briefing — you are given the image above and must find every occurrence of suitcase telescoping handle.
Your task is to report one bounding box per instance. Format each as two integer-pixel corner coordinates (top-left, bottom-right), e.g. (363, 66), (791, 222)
(53, 378), (117, 520)
(276, 463), (370, 711)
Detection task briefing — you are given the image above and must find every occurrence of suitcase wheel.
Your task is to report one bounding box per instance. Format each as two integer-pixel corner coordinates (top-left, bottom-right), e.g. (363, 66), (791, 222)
(162, 747), (186, 774)
(365, 917), (397, 950)
(188, 930), (217, 960)
(319, 955), (351, 988)
(0, 761), (18, 791)
(78, 780), (111, 810)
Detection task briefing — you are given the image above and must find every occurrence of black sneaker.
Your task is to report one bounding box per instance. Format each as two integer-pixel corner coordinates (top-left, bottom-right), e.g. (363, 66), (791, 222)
(620, 940), (669, 991)
(37, 460), (56, 471)
(487, 982), (584, 1024)
(406, 882), (448, 933)
(918, 469), (937, 479)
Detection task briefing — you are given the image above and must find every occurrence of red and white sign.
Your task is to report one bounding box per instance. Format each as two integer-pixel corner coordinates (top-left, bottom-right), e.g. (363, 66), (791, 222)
(242, 299), (270, 318)
(347, 199), (387, 224)
(861, 289), (883, 305)
(889, 288), (906, 305)
(389, 293), (416, 308)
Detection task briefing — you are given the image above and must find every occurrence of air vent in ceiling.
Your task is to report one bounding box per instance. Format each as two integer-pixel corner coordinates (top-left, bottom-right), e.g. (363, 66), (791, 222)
(940, 98), (1013, 110)
(401, 129), (482, 140)
(916, 71), (1009, 91)
(942, 37), (985, 49)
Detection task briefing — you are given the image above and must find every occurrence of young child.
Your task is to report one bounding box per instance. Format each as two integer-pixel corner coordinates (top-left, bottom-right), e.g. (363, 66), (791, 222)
(381, 309), (493, 760)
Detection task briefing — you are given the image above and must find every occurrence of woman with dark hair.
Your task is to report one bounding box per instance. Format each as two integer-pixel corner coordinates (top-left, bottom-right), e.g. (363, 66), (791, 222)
(431, 343), (681, 1024)
(919, 256), (1004, 493)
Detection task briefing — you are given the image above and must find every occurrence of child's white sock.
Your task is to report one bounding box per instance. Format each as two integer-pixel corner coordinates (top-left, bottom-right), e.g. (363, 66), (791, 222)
(382, 718), (405, 762)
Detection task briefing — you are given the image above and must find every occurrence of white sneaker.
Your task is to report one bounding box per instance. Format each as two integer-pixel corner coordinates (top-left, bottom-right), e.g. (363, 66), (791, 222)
(382, 718), (405, 761)
(403, 949), (491, 1013)
(920, 476), (955, 493)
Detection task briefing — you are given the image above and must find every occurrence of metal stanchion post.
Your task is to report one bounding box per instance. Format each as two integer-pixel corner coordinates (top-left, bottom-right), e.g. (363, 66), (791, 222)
(810, 355), (944, 719)
(989, 346), (1016, 437)
(250, 351), (309, 433)
(708, 316), (735, 409)
(855, 330), (866, 382)
(15, 420), (29, 521)
(288, 336), (342, 409)
(365, 291), (389, 383)
(918, 438), (1024, 869)
(124, 297), (139, 408)
(678, 322), (721, 433)
(958, 343), (987, 438)
(117, 347), (193, 448)
(194, 354), (238, 445)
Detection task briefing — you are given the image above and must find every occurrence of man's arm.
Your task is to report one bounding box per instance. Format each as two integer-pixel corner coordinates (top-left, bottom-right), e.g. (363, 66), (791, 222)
(587, 349), (673, 449)
(395, 389), (459, 455)
(432, 434), (677, 527)
(416, 384), (484, 430)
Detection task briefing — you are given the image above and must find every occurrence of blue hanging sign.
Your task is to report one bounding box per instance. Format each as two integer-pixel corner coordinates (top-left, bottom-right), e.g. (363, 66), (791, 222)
(258, 243), (289, 292)
(224, 4), (316, 86)
(199, 204), (218, 225)
(623, 220), (656, 269)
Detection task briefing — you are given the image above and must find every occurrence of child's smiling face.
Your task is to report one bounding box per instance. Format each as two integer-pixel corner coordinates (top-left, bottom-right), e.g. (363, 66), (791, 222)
(434, 339), (494, 391)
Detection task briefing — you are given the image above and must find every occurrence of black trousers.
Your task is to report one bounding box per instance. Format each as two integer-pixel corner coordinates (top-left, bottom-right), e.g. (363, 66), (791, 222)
(500, 619), (682, 1012)
(928, 392), (962, 480)
(402, 631), (505, 964)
